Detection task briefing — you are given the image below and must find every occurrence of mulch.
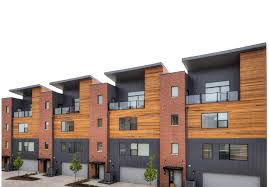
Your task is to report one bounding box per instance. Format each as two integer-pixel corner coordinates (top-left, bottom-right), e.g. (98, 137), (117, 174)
(6, 173), (40, 181)
(65, 179), (99, 187)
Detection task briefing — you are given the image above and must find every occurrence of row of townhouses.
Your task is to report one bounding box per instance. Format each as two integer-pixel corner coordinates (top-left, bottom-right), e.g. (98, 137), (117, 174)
(1, 43), (267, 187)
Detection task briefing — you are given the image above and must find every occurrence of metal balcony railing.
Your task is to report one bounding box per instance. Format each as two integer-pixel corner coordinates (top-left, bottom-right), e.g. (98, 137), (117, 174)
(186, 91), (239, 104)
(54, 106), (80, 115)
(109, 100), (145, 110)
(13, 111), (32, 118)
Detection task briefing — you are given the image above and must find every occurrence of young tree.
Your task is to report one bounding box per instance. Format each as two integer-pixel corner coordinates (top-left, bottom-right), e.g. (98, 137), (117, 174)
(13, 155), (24, 176)
(144, 154), (157, 187)
(70, 155), (82, 182)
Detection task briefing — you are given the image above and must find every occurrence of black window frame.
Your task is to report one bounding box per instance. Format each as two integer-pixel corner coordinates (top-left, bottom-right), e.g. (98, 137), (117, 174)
(74, 143), (83, 152)
(201, 112), (228, 128)
(97, 118), (103, 128)
(44, 142), (49, 150)
(202, 143), (213, 160)
(219, 144), (248, 161)
(61, 121), (74, 132)
(171, 114), (179, 126)
(119, 117), (137, 130)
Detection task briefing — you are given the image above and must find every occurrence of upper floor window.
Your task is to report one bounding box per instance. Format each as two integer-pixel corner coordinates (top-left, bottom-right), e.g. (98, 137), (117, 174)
(97, 142), (103, 152)
(19, 123), (28, 133)
(5, 124), (9, 131)
(119, 117), (137, 130)
(202, 143), (213, 160)
(97, 95), (103, 104)
(171, 114), (178, 126)
(219, 144), (248, 161)
(171, 143), (178, 155)
(44, 121), (49, 130)
(5, 141), (8, 149)
(61, 121), (74, 132)
(24, 142), (34, 152)
(205, 81), (229, 102)
(6, 106), (9, 113)
(45, 142), (49, 150)
(171, 86), (178, 97)
(202, 112), (228, 128)
(45, 101), (49, 110)
(97, 118), (103, 128)
(18, 142), (22, 152)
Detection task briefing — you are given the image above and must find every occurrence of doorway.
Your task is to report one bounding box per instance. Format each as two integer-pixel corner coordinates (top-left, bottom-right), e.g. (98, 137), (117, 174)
(169, 170), (182, 187)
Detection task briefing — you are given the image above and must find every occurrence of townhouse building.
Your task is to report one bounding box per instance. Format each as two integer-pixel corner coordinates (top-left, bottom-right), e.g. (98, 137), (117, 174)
(1, 43), (267, 187)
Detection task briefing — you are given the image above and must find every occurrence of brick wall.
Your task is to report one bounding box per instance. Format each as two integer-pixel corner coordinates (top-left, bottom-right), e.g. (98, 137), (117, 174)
(89, 83), (108, 177)
(160, 72), (186, 187)
(2, 98), (13, 157)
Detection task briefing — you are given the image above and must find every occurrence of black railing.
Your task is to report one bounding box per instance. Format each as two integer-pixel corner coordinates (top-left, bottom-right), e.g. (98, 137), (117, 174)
(109, 100), (145, 110)
(13, 111), (32, 118)
(54, 106), (80, 115)
(186, 91), (239, 104)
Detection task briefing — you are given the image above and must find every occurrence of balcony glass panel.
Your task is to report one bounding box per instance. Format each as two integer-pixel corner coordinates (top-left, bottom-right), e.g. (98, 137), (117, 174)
(109, 100), (145, 110)
(13, 111), (32, 118)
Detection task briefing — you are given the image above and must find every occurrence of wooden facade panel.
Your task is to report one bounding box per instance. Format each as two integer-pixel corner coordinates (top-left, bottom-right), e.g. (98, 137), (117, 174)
(187, 49), (266, 139)
(109, 66), (164, 139)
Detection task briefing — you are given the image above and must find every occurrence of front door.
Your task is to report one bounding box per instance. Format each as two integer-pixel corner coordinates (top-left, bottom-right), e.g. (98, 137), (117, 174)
(98, 164), (104, 180)
(169, 170), (182, 187)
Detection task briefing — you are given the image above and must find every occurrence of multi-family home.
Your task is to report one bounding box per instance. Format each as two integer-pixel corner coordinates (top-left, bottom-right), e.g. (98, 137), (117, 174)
(1, 43), (266, 187)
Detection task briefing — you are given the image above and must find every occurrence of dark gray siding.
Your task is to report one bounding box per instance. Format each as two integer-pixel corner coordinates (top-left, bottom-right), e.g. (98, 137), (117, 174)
(115, 79), (144, 102)
(109, 139), (160, 185)
(53, 139), (89, 175)
(108, 84), (117, 103)
(12, 138), (39, 160)
(53, 89), (79, 108)
(187, 63), (240, 95)
(12, 97), (32, 112)
(187, 138), (266, 187)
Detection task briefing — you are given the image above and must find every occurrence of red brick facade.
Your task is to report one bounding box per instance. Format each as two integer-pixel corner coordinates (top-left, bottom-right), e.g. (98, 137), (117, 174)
(160, 72), (186, 187)
(89, 83), (108, 178)
(2, 98), (13, 157)
(38, 91), (53, 172)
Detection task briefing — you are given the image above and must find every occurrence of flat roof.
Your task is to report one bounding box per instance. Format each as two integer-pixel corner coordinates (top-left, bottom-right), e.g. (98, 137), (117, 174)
(182, 43), (266, 71)
(9, 84), (44, 96)
(50, 75), (99, 90)
(105, 62), (166, 82)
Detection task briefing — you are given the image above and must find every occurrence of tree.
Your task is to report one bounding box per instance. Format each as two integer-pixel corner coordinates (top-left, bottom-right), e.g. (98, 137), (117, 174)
(144, 154), (157, 187)
(13, 155), (24, 176)
(70, 155), (82, 182)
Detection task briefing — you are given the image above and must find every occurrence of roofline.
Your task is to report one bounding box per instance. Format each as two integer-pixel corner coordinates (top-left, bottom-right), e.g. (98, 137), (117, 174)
(182, 43), (266, 63)
(104, 62), (166, 80)
(9, 84), (45, 96)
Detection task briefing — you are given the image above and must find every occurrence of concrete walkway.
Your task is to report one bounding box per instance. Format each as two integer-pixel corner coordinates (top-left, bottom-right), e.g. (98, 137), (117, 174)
(2, 171), (154, 187)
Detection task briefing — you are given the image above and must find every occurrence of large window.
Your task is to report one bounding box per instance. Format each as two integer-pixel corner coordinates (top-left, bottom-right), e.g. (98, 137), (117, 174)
(171, 86), (178, 97)
(24, 142), (34, 152)
(18, 142), (22, 152)
(202, 144), (213, 160)
(119, 117), (137, 130)
(205, 81), (230, 102)
(171, 143), (178, 155)
(219, 144), (248, 161)
(19, 123), (28, 133)
(128, 91), (145, 108)
(61, 121), (74, 132)
(202, 112), (228, 128)
(120, 143), (127, 155)
(130, 143), (149, 156)
(75, 143), (83, 152)
(171, 114), (178, 126)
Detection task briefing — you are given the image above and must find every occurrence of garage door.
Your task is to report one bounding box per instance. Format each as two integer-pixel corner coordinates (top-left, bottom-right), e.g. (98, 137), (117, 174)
(21, 160), (38, 172)
(203, 173), (260, 187)
(120, 167), (157, 185)
(62, 162), (88, 178)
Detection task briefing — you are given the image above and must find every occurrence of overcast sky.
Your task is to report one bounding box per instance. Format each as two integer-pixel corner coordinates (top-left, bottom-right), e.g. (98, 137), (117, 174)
(0, 0), (268, 99)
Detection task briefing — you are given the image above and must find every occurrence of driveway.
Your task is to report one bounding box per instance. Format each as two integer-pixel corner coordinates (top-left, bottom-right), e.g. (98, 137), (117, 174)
(1, 171), (153, 187)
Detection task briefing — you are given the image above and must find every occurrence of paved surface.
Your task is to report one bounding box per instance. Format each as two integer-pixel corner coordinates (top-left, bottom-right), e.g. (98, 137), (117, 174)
(1, 171), (154, 187)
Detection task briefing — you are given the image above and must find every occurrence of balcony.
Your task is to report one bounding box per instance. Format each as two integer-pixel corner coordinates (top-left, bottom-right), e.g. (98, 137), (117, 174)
(14, 111), (32, 118)
(109, 100), (145, 110)
(54, 106), (80, 115)
(186, 91), (239, 105)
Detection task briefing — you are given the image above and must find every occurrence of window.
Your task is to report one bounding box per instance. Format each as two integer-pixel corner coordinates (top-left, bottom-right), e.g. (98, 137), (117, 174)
(97, 142), (103, 152)
(119, 117), (137, 130)
(75, 143), (83, 152)
(202, 144), (213, 159)
(205, 81), (230, 102)
(61, 143), (66, 152)
(24, 142), (34, 152)
(128, 91), (145, 108)
(219, 144), (248, 161)
(6, 106), (9, 113)
(138, 144), (149, 156)
(171, 114), (178, 126)
(131, 143), (138, 156)
(45, 101), (49, 110)
(74, 98), (80, 112)
(44, 121), (49, 130)
(97, 118), (103, 128)
(5, 141), (8, 149)
(45, 142), (49, 150)
(120, 143), (127, 155)
(5, 124), (8, 131)
(202, 113), (228, 128)
(171, 86), (178, 97)
(68, 143), (75, 153)
(97, 95), (103, 104)
(18, 142), (22, 152)
(19, 123), (28, 133)
(61, 121), (74, 132)
(171, 143), (178, 155)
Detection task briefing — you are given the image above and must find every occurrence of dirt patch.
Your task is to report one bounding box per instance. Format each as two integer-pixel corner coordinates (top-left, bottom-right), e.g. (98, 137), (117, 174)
(6, 173), (40, 181)
(65, 179), (99, 187)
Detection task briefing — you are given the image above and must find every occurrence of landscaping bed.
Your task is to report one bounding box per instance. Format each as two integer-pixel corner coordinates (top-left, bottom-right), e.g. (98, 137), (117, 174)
(65, 179), (99, 187)
(6, 173), (40, 181)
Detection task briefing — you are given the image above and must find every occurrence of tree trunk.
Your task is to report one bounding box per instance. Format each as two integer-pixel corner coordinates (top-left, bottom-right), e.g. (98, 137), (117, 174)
(75, 173), (76, 182)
